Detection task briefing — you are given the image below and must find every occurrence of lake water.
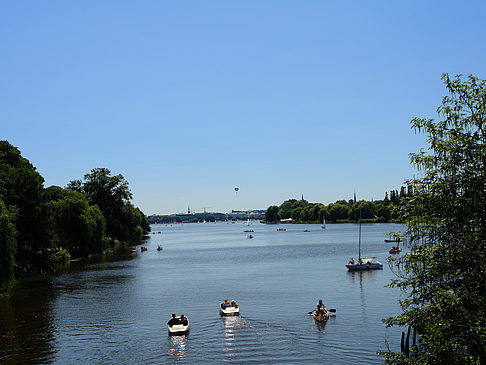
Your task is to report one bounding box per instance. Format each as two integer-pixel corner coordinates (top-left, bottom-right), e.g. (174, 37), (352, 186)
(0, 222), (406, 364)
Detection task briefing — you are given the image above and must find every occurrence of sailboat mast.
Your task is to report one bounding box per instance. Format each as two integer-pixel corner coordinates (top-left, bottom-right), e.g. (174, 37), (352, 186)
(358, 205), (362, 260)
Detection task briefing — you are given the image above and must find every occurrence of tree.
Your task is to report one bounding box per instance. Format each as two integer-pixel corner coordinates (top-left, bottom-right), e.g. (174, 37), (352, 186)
(0, 141), (47, 277)
(68, 168), (150, 241)
(265, 205), (279, 222)
(49, 191), (106, 257)
(327, 203), (349, 222)
(0, 199), (16, 289)
(291, 207), (302, 221)
(348, 201), (376, 221)
(382, 74), (486, 364)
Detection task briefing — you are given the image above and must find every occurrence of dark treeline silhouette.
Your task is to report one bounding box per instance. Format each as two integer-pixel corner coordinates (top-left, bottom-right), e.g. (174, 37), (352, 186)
(0, 141), (150, 291)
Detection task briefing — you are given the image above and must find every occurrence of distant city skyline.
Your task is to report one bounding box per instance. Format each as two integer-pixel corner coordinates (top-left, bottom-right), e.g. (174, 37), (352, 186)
(2, 1), (485, 215)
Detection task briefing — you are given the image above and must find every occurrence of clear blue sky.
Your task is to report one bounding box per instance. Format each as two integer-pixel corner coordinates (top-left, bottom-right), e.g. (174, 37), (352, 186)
(2, 1), (485, 215)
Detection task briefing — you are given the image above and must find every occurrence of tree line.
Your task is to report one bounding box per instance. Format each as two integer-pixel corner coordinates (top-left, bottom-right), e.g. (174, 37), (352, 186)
(0, 141), (150, 291)
(264, 189), (413, 224)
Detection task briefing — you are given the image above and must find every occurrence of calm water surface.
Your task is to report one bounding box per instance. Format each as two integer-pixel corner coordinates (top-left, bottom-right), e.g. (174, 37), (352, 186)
(1, 223), (406, 364)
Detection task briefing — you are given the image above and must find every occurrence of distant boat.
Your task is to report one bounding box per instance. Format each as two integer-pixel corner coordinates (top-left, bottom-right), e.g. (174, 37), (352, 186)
(384, 233), (400, 243)
(168, 315), (189, 335)
(277, 228), (286, 231)
(246, 217), (251, 226)
(321, 215), (326, 229)
(220, 300), (240, 316)
(389, 246), (401, 254)
(346, 205), (383, 271)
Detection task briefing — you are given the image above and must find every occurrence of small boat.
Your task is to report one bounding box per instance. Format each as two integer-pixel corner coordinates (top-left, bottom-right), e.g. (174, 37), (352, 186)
(321, 215), (326, 229)
(243, 229), (254, 233)
(304, 229), (310, 232)
(168, 315), (189, 335)
(312, 309), (329, 322)
(141, 246), (147, 252)
(247, 234), (253, 239)
(346, 205), (383, 271)
(157, 245), (163, 251)
(129, 247), (137, 254)
(389, 246), (401, 254)
(220, 301), (240, 316)
(277, 228), (286, 231)
(384, 233), (400, 243)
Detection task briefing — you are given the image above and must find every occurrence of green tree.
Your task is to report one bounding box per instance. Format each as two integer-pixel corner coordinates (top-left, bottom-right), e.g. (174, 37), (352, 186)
(265, 205), (279, 222)
(279, 199), (297, 219)
(68, 168), (150, 241)
(327, 203), (349, 222)
(382, 74), (486, 364)
(0, 199), (16, 289)
(49, 191), (106, 257)
(0, 141), (47, 277)
(348, 201), (376, 221)
(291, 207), (302, 221)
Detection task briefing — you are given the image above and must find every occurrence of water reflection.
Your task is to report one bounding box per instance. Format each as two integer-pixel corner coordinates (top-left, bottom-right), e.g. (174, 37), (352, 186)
(347, 270), (380, 325)
(314, 319), (327, 331)
(167, 334), (188, 361)
(0, 278), (56, 363)
(222, 315), (243, 348)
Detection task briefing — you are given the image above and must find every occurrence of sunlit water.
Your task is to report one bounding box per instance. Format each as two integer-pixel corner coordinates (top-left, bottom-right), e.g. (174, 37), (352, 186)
(1, 222), (407, 364)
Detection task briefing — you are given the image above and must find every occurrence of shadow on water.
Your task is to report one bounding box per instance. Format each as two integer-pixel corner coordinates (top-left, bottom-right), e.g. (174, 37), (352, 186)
(0, 278), (57, 364)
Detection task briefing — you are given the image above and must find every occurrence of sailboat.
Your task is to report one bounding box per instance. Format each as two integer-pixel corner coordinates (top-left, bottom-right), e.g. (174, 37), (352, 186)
(321, 215), (326, 229)
(346, 205), (383, 271)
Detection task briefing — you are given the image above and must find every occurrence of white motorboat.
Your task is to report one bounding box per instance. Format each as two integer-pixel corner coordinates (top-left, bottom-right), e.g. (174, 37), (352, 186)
(167, 315), (189, 335)
(346, 257), (383, 270)
(220, 301), (240, 316)
(346, 204), (383, 271)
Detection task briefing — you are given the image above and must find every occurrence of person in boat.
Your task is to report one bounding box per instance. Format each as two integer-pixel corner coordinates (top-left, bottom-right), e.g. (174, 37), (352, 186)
(222, 299), (229, 308)
(168, 314), (178, 326)
(348, 257), (355, 265)
(316, 299), (329, 316)
(230, 300), (237, 307)
(180, 314), (188, 325)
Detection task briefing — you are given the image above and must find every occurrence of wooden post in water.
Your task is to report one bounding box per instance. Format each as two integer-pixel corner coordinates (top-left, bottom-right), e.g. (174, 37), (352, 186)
(405, 326), (411, 357)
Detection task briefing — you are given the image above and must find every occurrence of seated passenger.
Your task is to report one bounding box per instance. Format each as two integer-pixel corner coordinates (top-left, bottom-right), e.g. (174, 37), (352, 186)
(348, 257), (355, 265)
(167, 313), (178, 326)
(316, 299), (329, 315)
(180, 314), (188, 325)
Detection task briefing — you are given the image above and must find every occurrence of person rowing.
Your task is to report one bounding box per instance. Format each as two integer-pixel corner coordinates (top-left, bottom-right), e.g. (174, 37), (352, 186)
(316, 299), (329, 317)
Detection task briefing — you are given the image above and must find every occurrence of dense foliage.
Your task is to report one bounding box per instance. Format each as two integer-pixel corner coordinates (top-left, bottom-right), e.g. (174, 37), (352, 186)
(0, 142), (150, 290)
(381, 74), (486, 364)
(264, 193), (407, 224)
